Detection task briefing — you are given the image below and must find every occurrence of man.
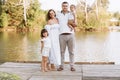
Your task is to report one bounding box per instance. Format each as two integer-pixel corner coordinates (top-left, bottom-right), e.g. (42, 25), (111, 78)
(56, 1), (76, 71)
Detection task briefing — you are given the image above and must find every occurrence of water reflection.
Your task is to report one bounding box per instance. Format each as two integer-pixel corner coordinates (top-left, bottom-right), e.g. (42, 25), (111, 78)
(74, 32), (110, 62)
(0, 31), (120, 64)
(0, 31), (41, 63)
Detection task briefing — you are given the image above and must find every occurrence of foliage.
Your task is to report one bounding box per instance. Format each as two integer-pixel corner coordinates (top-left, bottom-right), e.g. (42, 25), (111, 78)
(0, 72), (21, 80)
(0, 0), (115, 31)
(76, 0), (110, 30)
(111, 12), (120, 26)
(0, 0), (46, 29)
(26, 0), (46, 29)
(0, 10), (8, 28)
(113, 12), (120, 20)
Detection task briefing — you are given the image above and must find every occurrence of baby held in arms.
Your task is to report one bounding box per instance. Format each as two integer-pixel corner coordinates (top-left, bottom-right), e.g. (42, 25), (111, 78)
(68, 4), (77, 31)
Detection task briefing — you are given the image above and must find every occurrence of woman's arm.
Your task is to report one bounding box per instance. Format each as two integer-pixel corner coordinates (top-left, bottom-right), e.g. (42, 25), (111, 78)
(47, 20), (51, 25)
(41, 41), (44, 53)
(56, 18), (59, 24)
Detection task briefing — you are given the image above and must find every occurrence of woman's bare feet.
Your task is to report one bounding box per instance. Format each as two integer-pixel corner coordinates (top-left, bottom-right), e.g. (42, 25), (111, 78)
(51, 64), (56, 71)
(47, 64), (51, 70)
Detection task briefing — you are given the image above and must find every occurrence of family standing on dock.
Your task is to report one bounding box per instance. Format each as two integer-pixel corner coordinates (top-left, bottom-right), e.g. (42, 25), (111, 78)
(40, 1), (77, 72)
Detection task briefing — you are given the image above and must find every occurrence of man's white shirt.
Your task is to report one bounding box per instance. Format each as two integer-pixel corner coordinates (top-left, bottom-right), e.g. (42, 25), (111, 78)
(56, 11), (74, 34)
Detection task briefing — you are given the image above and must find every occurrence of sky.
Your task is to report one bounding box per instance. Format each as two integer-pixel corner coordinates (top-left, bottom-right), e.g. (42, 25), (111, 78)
(108, 0), (120, 12)
(39, 0), (120, 12)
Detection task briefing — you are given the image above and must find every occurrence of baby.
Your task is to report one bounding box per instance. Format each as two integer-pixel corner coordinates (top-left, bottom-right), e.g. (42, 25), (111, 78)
(68, 4), (77, 31)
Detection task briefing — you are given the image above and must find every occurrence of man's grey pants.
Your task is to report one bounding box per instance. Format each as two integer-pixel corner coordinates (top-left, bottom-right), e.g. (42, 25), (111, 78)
(59, 34), (75, 67)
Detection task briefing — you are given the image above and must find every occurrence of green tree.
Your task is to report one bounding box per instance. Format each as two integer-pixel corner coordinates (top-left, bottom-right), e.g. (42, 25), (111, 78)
(0, 12), (8, 28)
(76, 0), (110, 30)
(0, 0), (8, 28)
(26, 0), (46, 29)
(113, 12), (120, 20)
(0, 0), (46, 30)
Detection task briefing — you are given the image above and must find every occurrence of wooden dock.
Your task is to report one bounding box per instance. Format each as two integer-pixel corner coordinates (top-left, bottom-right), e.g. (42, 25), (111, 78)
(0, 62), (120, 80)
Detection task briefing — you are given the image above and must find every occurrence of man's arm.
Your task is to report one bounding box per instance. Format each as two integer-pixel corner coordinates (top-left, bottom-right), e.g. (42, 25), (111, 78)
(68, 13), (77, 28)
(68, 19), (77, 28)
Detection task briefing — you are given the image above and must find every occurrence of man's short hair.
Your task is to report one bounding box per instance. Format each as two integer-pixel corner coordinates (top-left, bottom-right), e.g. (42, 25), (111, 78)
(62, 1), (69, 5)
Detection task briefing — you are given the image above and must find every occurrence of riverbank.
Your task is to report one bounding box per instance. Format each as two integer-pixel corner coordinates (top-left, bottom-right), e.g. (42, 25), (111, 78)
(0, 62), (120, 80)
(1, 26), (120, 32)
(75, 27), (110, 32)
(0, 27), (41, 32)
(0, 27), (111, 32)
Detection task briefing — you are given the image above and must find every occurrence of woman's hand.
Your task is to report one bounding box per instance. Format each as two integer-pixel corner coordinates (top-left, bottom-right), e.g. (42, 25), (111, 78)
(41, 41), (44, 53)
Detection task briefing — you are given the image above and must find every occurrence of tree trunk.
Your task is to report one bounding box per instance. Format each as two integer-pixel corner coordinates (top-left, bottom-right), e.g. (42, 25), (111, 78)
(0, 0), (2, 15)
(23, 0), (27, 26)
(95, 0), (99, 20)
(84, 0), (88, 23)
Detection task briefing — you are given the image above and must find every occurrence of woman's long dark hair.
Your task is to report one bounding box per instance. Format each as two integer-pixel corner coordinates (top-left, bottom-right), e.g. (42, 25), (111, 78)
(46, 9), (56, 21)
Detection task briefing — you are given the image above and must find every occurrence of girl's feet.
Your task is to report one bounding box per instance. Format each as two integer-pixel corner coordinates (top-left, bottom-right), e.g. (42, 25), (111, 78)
(41, 69), (45, 72)
(41, 69), (48, 72)
(44, 68), (48, 72)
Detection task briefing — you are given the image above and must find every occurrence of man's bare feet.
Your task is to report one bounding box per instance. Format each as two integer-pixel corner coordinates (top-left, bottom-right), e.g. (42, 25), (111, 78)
(71, 67), (76, 71)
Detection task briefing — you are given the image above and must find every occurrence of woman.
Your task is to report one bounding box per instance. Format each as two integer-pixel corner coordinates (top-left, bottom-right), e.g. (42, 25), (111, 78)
(44, 9), (61, 70)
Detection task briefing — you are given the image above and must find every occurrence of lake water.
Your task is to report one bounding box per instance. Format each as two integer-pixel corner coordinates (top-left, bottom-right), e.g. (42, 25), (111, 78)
(0, 30), (120, 64)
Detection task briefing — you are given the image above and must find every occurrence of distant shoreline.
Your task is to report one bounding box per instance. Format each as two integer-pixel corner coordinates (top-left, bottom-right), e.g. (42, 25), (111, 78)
(1, 26), (120, 32)
(0, 27), (41, 32)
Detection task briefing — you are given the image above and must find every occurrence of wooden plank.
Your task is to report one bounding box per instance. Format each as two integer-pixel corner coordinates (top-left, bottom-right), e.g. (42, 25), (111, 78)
(29, 76), (82, 80)
(0, 62), (120, 80)
(11, 61), (115, 64)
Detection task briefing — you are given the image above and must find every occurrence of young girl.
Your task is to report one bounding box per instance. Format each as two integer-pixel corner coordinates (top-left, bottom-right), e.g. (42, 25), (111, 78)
(68, 4), (77, 31)
(40, 29), (51, 72)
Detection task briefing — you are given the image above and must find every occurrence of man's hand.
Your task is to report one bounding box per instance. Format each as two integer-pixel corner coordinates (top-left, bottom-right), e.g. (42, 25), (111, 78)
(71, 23), (77, 28)
(68, 20), (77, 28)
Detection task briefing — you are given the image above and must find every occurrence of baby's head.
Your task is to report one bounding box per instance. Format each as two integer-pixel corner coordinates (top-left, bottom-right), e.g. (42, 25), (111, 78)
(70, 4), (76, 12)
(41, 29), (49, 38)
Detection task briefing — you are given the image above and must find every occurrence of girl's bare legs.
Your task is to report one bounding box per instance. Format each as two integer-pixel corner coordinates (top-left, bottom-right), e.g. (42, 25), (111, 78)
(44, 57), (48, 72)
(41, 56), (45, 72)
(41, 56), (48, 72)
